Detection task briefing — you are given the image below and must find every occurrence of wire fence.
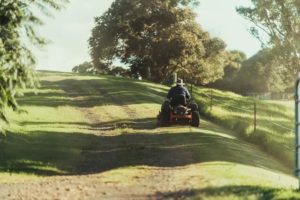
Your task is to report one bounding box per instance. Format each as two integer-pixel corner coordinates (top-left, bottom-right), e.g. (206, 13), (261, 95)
(198, 89), (294, 133)
(246, 92), (294, 101)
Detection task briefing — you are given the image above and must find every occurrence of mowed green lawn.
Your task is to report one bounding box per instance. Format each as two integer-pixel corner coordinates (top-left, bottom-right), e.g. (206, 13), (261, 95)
(0, 71), (299, 199)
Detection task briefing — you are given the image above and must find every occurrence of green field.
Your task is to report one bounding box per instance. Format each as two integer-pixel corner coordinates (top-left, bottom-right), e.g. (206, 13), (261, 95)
(0, 71), (299, 199)
(193, 88), (294, 169)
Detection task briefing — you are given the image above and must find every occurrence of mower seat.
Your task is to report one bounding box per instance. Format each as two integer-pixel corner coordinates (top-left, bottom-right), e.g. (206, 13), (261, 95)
(170, 94), (186, 107)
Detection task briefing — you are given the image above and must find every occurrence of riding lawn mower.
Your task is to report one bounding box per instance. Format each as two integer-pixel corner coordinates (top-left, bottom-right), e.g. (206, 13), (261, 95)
(157, 95), (200, 127)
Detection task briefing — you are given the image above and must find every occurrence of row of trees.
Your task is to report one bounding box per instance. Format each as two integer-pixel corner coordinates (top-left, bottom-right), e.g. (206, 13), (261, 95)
(72, 61), (131, 77)
(210, 48), (287, 93)
(0, 0), (67, 124)
(76, 0), (300, 94)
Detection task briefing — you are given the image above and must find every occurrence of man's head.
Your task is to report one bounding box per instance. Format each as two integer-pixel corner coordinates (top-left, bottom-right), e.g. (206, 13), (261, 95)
(176, 78), (184, 86)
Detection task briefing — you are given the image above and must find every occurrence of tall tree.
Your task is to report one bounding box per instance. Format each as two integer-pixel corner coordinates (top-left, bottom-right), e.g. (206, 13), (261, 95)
(237, 0), (300, 81)
(0, 0), (68, 123)
(89, 0), (227, 84)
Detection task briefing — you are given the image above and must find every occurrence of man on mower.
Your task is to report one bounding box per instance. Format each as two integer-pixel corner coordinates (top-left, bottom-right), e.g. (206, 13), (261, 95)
(159, 78), (199, 126)
(167, 78), (191, 107)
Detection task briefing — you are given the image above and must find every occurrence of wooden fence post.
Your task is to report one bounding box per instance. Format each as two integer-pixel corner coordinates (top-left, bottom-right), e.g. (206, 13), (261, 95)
(254, 102), (257, 132)
(210, 89), (213, 111)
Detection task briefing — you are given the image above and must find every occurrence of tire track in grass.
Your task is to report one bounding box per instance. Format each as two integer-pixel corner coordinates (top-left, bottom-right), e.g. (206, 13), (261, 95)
(63, 78), (139, 129)
(56, 77), (197, 198)
(59, 78), (115, 131)
(95, 87), (138, 119)
(60, 77), (203, 196)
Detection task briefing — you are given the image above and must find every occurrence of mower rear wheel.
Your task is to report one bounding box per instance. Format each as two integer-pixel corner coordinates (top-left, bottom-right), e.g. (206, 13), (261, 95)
(191, 111), (200, 127)
(160, 111), (170, 126)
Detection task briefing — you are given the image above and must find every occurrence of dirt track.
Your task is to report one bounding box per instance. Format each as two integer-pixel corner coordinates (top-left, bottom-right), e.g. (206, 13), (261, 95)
(0, 165), (206, 200)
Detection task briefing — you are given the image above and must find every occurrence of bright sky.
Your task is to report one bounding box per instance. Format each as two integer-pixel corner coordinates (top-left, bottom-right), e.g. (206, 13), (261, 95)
(34, 0), (261, 72)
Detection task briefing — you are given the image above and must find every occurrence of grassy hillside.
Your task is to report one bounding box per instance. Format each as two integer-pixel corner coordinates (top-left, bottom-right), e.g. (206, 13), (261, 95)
(0, 72), (165, 176)
(193, 88), (294, 169)
(0, 71), (299, 199)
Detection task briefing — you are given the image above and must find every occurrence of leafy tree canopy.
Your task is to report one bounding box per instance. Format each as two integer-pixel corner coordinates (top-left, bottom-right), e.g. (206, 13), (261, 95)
(89, 0), (227, 84)
(0, 0), (68, 123)
(207, 50), (246, 91)
(222, 50), (246, 80)
(234, 48), (286, 93)
(237, 0), (300, 80)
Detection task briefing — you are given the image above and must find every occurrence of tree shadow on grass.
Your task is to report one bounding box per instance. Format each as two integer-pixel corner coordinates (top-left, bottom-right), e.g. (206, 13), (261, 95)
(79, 129), (291, 175)
(155, 185), (299, 200)
(0, 118), (290, 176)
(0, 130), (90, 175)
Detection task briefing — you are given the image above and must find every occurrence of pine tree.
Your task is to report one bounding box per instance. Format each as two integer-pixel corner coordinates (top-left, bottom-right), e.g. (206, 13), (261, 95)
(0, 0), (68, 125)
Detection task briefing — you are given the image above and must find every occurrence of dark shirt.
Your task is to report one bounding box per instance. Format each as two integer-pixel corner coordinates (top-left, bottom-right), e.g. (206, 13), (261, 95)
(167, 85), (191, 100)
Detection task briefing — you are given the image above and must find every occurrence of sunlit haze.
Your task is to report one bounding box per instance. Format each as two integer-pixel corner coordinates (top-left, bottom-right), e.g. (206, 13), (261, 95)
(34, 0), (260, 72)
